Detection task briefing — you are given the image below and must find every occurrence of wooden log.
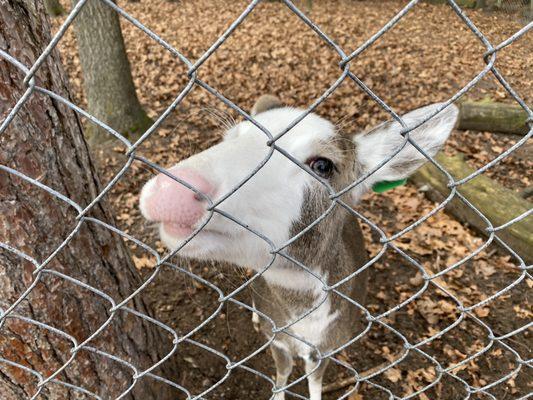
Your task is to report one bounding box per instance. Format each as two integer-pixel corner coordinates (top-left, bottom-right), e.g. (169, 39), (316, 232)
(411, 152), (533, 264)
(457, 100), (529, 135)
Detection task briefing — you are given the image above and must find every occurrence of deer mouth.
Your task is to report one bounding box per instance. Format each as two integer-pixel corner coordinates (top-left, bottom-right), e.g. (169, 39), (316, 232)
(160, 221), (228, 242)
(158, 221), (232, 259)
(161, 221), (195, 237)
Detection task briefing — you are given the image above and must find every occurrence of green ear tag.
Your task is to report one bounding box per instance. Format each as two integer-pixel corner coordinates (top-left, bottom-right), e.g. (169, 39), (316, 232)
(372, 179), (407, 193)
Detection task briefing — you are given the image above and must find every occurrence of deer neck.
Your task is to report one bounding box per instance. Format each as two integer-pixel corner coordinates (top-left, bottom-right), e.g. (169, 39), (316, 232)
(261, 189), (366, 293)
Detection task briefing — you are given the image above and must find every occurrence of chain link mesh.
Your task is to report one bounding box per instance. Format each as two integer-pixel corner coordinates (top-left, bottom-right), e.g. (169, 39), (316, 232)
(1, 0), (531, 399)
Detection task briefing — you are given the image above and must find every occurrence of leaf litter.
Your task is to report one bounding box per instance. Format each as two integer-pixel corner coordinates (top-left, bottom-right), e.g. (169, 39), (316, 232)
(50, 1), (531, 398)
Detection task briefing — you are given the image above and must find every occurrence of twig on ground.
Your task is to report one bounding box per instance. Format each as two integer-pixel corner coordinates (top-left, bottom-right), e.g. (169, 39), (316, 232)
(322, 353), (403, 394)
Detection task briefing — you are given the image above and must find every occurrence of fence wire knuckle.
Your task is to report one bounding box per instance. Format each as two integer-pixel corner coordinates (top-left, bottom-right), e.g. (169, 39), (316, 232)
(0, 0), (531, 399)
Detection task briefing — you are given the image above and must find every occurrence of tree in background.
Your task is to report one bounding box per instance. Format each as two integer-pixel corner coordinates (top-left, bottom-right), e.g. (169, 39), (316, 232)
(0, 1), (178, 398)
(478, 0), (533, 19)
(72, 0), (152, 143)
(44, 0), (65, 16)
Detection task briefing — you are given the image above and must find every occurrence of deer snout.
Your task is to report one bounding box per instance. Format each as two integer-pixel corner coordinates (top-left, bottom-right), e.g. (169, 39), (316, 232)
(140, 167), (215, 237)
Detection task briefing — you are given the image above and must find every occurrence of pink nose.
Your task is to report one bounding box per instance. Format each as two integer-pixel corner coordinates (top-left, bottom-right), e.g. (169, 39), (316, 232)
(142, 167), (215, 237)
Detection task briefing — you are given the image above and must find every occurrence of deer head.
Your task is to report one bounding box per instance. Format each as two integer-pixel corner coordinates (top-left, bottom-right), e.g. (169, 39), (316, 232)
(140, 96), (458, 270)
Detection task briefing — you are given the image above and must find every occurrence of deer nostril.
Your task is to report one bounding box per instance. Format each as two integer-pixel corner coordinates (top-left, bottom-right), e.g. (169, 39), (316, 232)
(141, 167), (216, 234)
(194, 192), (207, 202)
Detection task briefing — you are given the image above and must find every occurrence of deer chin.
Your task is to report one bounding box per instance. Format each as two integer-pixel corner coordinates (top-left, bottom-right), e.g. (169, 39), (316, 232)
(158, 223), (232, 259)
(161, 222), (195, 237)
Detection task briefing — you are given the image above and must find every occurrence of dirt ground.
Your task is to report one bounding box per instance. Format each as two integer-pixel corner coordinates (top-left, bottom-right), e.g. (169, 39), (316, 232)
(49, 0), (531, 399)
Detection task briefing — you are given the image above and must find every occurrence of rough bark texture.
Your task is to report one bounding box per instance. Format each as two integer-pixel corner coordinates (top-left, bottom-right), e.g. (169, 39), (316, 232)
(72, 0), (151, 143)
(412, 152), (533, 264)
(457, 100), (529, 135)
(0, 1), (179, 399)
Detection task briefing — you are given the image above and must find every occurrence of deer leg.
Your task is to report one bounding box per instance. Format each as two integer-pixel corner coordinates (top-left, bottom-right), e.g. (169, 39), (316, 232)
(304, 355), (329, 400)
(270, 341), (293, 400)
(251, 311), (260, 333)
(251, 298), (261, 333)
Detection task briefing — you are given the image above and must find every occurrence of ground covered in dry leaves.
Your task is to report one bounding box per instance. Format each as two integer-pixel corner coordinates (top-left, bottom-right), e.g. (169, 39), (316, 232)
(50, 1), (531, 399)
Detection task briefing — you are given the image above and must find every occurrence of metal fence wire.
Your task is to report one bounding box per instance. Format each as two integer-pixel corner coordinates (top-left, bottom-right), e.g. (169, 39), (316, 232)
(0, 0), (532, 399)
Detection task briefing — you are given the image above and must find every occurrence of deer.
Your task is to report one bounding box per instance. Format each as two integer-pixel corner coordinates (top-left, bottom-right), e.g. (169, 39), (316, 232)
(139, 95), (458, 400)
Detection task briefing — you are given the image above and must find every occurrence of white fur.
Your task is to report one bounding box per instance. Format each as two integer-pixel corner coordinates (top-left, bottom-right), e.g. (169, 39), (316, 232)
(288, 275), (338, 359)
(142, 103), (457, 277)
(262, 266), (323, 292)
(305, 356), (325, 400)
(140, 102), (458, 400)
(263, 270), (338, 360)
(141, 100), (457, 336)
(355, 103), (458, 185)
(143, 108), (337, 270)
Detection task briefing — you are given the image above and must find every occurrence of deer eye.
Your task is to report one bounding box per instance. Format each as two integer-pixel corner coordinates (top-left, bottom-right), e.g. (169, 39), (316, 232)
(309, 157), (335, 178)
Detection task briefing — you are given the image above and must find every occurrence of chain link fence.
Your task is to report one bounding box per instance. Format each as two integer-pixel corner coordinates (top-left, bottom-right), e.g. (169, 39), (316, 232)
(1, 0), (531, 399)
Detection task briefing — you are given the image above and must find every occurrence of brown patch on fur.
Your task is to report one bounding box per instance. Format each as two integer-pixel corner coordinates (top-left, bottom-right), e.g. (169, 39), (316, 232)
(251, 128), (369, 355)
(252, 94), (283, 115)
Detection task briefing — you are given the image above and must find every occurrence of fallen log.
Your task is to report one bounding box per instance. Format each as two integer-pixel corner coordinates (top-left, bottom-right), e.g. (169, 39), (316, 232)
(457, 100), (529, 135)
(411, 152), (533, 264)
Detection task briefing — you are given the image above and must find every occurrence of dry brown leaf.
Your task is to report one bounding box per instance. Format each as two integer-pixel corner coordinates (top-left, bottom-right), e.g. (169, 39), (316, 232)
(132, 255), (153, 270)
(474, 307), (490, 318)
(384, 367), (402, 383)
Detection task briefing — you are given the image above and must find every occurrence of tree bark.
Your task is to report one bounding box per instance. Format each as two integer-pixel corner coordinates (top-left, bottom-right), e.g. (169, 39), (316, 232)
(72, 0), (152, 143)
(457, 100), (529, 135)
(412, 152), (533, 264)
(476, 0), (498, 9)
(0, 1), (178, 399)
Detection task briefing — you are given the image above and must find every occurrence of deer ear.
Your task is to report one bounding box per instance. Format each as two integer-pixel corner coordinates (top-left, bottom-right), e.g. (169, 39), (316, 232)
(251, 95), (283, 115)
(354, 103), (458, 185)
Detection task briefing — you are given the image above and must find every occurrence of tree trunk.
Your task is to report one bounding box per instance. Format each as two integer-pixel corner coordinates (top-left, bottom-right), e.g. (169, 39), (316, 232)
(0, 1), (179, 399)
(412, 152), (533, 264)
(457, 100), (529, 135)
(44, 0), (65, 16)
(72, 0), (152, 143)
